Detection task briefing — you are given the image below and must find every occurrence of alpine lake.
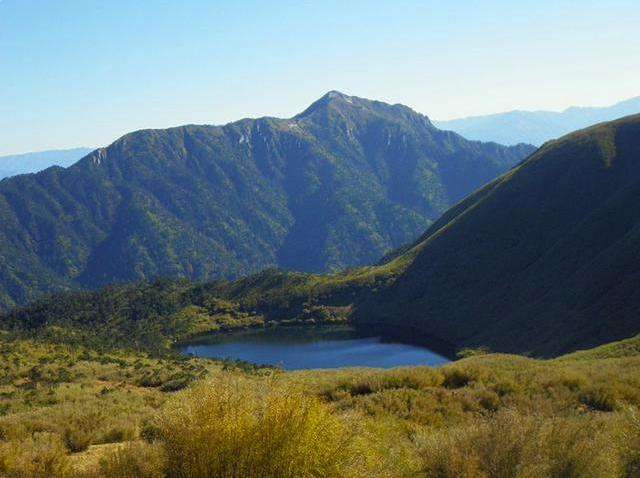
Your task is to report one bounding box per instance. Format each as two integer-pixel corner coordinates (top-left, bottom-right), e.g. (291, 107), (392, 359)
(180, 325), (451, 370)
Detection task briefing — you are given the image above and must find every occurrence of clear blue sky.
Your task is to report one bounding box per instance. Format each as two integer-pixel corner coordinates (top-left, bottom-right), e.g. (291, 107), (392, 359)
(1, 0), (639, 155)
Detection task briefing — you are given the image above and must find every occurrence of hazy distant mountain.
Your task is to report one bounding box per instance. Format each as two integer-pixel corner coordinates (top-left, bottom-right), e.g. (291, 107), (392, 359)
(356, 114), (640, 356)
(0, 91), (533, 309)
(434, 96), (640, 146)
(0, 148), (94, 179)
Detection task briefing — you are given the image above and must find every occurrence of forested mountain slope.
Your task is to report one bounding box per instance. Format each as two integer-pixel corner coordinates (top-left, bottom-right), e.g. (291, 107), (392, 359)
(0, 91), (532, 309)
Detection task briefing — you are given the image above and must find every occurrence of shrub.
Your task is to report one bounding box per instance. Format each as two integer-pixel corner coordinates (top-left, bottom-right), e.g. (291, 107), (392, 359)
(418, 410), (614, 478)
(0, 432), (71, 478)
(63, 425), (94, 453)
(99, 441), (165, 478)
(476, 388), (502, 412)
(457, 346), (492, 359)
(62, 409), (104, 452)
(619, 407), (640, 477)
(417, 428), (485, 478)
(156, 377), (357, 478)
(158, 373), (193, 392)
(579, 385), (618, 411)
(140, 418), (162, 443)
(99, 424), (137, 444)
(442, 367), (473, 389)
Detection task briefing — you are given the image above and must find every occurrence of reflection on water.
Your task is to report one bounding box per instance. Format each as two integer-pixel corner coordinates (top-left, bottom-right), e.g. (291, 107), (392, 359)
(180, 326), (450, 370)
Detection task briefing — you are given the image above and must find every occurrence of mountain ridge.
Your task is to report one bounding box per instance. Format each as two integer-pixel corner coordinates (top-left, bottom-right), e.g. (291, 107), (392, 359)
(0, 147), (94, 180)
(5, 116), (640, 357)
(434, 96), (640, 146)
(0, 92), (533, 309)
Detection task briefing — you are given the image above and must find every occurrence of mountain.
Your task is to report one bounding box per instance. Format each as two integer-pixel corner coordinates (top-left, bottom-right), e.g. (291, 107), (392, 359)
(6, 115), (640, 358)
(0, 148), (93, 179)
(434, 96), (640, 146)
(0, 92), (533, 309)
(354, 114), (640, 356)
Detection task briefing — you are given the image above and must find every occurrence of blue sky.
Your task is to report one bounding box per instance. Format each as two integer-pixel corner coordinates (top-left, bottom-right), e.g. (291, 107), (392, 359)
(1, 0), (639, 155)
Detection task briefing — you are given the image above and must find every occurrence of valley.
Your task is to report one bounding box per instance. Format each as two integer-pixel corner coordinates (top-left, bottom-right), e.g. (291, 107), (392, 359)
(0, 102), (640, 478)
(0, 112), (639, 476)
(4, 2), (640, 476)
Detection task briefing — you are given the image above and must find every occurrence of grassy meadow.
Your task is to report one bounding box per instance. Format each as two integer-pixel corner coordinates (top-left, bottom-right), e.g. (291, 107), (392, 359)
(0, 331), (638, 477)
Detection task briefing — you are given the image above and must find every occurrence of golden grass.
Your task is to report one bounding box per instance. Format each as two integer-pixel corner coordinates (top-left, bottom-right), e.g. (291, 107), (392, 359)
(0, 336), (639, 477)
(156, 377), (358, 478)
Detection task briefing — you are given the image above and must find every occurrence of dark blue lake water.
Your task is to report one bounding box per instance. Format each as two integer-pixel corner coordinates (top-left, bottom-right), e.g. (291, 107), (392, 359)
(180, 326), (450, 370)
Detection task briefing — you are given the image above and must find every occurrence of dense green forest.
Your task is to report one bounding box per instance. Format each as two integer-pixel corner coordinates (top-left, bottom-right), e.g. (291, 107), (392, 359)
(0, 91), (533, 310)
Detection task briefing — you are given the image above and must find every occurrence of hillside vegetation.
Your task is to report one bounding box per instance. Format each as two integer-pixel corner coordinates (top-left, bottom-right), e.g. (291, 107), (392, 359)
(1, 277), (639, 475)
(0, 274), (363, 353)
(0, 331), (638, 477)
(355, 114), (640, 356)
(0, 92), (533, 310)
(11, 116), (640, 357)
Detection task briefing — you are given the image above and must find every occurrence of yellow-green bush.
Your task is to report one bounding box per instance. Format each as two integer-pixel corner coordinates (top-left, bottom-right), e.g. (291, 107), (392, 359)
(619, 407), (640, 477)
(418, 410), (616, 478)
(99, 441), (165, 478)
(156, 377), (357, 478)
(0, 432), (71, 478)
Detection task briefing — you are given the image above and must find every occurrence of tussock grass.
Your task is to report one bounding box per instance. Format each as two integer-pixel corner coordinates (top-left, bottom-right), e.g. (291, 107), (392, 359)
(0, 335), (639, 477)
(0, 432), (71, 478)
(157, 377), (359, 478)
(97, 441), (165, 478)
(417, 410), (616, 478)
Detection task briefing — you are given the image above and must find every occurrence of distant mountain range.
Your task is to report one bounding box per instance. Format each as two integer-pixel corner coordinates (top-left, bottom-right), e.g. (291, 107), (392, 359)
(356, 113), (640, 356)
(0, 148), (93, 180)
(434, 96), (640, 146)
(0, 91), (533, 309)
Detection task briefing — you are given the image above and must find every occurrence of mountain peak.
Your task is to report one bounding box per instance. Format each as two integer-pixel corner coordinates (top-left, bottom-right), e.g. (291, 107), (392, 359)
(324, 90), (350, 100)
(295, 91), (432, 128)
(0, 91), (531, 310)
(295, 90), (356, 118)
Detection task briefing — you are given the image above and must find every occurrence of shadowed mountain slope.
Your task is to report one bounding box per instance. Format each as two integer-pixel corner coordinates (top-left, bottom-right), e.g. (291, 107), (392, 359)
(355, 114), (640, 356)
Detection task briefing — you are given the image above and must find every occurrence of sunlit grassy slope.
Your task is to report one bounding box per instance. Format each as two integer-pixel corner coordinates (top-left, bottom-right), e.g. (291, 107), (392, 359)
(0, 331), (638, 477)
